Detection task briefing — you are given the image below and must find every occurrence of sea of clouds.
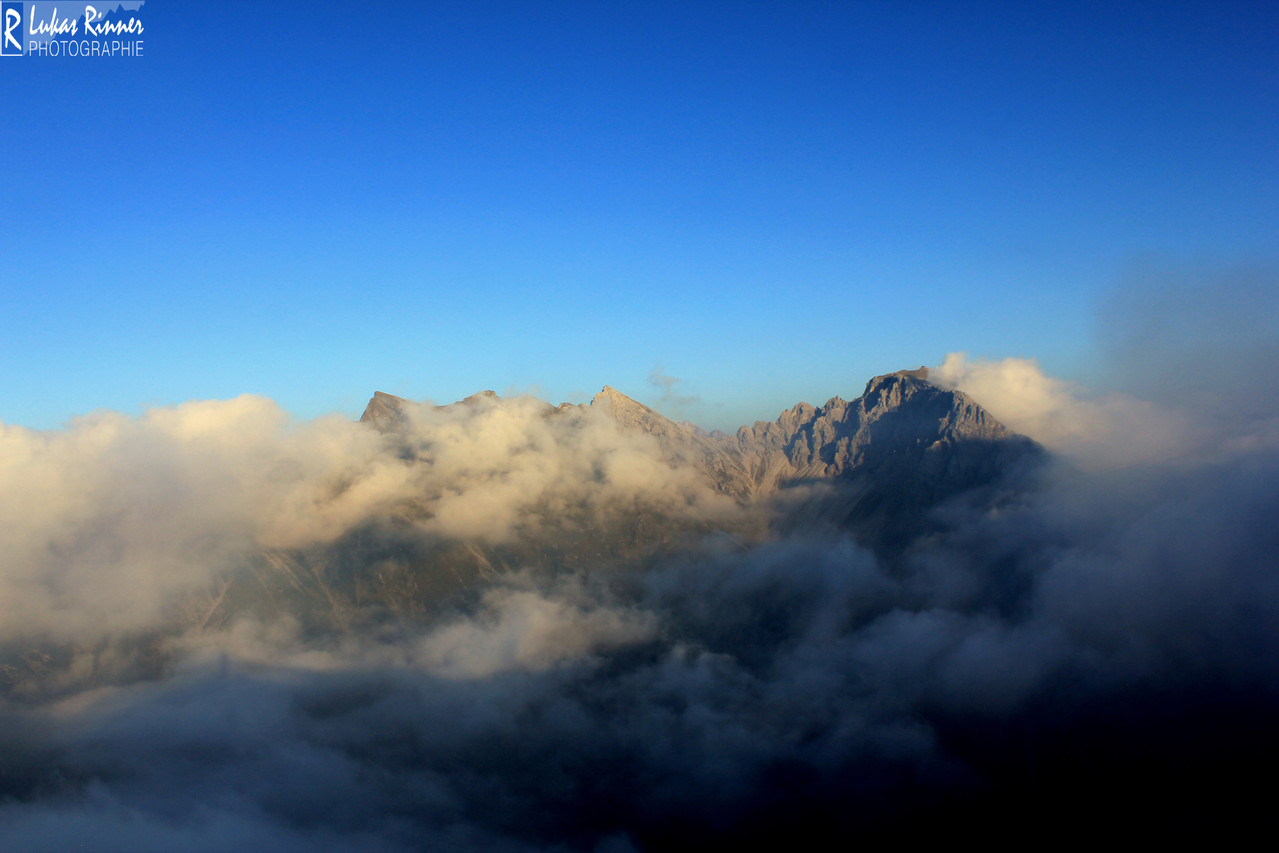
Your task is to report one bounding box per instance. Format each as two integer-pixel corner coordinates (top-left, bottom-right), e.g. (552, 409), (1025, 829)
(1, 273), (1276, 849)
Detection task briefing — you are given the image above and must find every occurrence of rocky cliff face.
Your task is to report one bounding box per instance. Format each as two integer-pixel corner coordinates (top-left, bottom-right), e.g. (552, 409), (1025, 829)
(730, 368), (1038, 536)
(359, 390), (410, 427)
(733, 368), (1012, 477)
(741, 368), (1038, 548)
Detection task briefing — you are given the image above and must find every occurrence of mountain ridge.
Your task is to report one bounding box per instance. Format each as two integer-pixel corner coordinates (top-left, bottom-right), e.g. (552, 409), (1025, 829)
(360, 368), (1041, 533)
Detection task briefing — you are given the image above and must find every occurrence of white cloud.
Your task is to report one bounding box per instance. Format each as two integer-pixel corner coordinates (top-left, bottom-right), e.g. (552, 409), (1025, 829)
(0, 392), (740, 643)
(930, 352), (1196, 468)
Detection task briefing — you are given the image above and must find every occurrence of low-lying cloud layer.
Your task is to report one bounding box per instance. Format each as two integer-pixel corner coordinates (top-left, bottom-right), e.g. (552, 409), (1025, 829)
(0, 394), (738, 645)
(3, 321), (1278, 847)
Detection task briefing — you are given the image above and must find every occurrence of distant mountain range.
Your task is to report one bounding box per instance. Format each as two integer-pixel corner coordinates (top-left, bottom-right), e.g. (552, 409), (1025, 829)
(363, 367), (1042, 554)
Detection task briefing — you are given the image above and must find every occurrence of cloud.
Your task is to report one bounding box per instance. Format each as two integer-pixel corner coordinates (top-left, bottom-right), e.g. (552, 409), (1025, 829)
(6, 459), (1278, 847)
(0, 392), (743, 645)
(2, 347), (1278, 846)
(930, 352), (1195, 467)
(411, 575), (658, 679)
(646, 364), (700, 414)
(929, 264), (1279, 469)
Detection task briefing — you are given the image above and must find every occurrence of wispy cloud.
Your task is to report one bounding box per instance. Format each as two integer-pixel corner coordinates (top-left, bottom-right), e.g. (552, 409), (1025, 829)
(647, 363), (700, 415)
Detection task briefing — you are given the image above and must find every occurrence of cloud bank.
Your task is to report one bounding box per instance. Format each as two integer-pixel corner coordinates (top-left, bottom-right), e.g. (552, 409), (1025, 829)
(0, 393), (739, 646)
(2, 326), (1278, 847)
(930, 351), (1196, 467)
(932, 264), (1279, 469)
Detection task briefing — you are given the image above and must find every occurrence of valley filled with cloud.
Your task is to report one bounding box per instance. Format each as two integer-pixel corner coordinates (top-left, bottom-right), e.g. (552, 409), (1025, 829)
(2, 338), (1276, 850)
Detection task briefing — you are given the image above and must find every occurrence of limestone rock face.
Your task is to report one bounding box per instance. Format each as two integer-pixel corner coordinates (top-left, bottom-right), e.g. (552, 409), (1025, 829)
(589, 385), (755, 498)
(718, 367), (1029, 495)
(737, 368), (1012, 475)
(360, 391), (409, 428)
(360, 389), (504, 428)
(589, 386), (670, 434)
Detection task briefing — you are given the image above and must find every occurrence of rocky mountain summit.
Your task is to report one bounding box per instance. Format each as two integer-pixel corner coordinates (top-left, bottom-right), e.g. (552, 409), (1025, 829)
(361, 368), (1041, 552)
(359, 390), (410, 426)
(734, 367), (1012, 477)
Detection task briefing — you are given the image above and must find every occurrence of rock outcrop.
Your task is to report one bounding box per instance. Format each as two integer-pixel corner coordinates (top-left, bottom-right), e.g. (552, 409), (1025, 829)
(360, 391), (409, 427)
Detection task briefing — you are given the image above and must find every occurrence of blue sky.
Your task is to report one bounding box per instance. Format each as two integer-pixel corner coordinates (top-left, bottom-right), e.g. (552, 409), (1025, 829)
(2, 0), (1275, 431)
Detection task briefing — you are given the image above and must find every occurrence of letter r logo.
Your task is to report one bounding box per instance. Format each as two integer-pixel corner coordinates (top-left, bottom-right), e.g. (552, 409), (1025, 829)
(1, 3), (22, 55)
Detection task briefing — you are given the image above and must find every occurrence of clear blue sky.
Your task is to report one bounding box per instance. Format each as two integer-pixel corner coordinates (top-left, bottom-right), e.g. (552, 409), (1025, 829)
(2, 1), (1275, 430)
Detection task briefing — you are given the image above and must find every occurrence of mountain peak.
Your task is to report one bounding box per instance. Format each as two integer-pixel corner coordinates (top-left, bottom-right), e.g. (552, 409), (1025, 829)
(594, 385), (629, 400)
(863, 366), (930, 393)
(460, 390), (499, 406)
(589, 386), (714, 447)
(360, 391), (409, 426)
(591, 385), (647, 410)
